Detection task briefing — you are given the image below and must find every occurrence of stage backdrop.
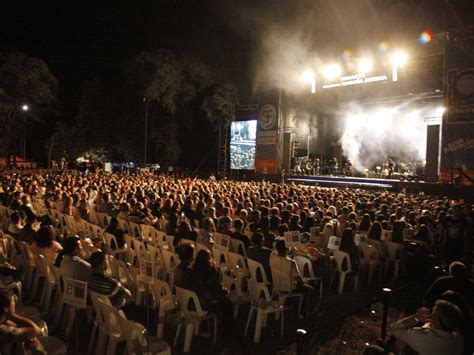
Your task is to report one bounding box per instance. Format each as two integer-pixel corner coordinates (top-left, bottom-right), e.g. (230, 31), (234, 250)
(440, 42), (474, 185)
(256, 89), (280, 174)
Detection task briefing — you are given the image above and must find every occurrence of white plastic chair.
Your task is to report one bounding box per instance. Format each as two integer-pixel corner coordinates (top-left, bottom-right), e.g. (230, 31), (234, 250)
(161, 249), (178, 288)
(385, 242), (404, 279)
(295, 255), (323, 300)
(104, 232), (130, 261)
(222, 273), (250, 319)
(89, 290), (112, 355)
(150, 279), (177, 338)
(247, 258), (271, 285)
(96, 295), (126, 355)
(332, 250), (358, 294)
(244, 281), (285, 343)
(230, 238), (248, 258)
(174, 286), (217, 353)
(360, 244), (381, 285)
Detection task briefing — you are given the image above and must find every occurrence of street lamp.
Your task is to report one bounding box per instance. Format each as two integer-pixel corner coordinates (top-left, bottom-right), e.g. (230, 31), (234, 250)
(302, 70), (316, 94)
(391, 51), (408, 82)
(21, 104), (29, 159)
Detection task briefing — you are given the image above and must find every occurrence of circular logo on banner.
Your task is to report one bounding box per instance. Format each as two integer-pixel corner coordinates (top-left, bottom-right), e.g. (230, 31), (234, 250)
(258, 104), (277, 130)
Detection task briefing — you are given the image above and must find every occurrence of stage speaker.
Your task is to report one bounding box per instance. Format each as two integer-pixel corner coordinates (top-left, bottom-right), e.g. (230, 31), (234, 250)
(282, 132), (292, 170)
(425, 124), (440, 182)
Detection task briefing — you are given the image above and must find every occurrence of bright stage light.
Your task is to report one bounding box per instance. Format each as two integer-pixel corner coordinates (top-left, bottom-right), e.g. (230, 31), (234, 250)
(302, 69), (314, 82)
(322, 64), (342, 80)
(22, 105), (29, 111)
(358, 58), (373, 73)
(391, 51), (408, 66)
(391, 51), (408, 82)
(436, 106), (445, 117)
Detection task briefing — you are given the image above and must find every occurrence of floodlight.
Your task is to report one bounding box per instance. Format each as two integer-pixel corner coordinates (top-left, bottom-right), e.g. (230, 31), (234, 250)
(391, 51), (408, 66)
(322, 64), (342, 80)
(22, 105), (29, 111)
(302, 69), (314, 82)
(358, 58), (373, 73)
(436, 107), (445, 117)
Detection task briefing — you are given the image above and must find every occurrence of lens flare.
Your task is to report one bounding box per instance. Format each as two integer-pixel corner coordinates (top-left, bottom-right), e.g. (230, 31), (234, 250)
(377, 40), (390, 53)
(418, 29), (434, 44)
(341, 49), (352, 62)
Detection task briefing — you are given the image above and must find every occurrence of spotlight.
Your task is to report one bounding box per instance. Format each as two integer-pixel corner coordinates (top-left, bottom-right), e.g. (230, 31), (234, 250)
(22, 105), (29, 111)
(302, 69), (314, 82)
(391, 51), (408, 81)
(322, 64), (341, 81)
(436, 106), (445, 117)
(391, 51), (408, 66)
(358, 58), (373, 73)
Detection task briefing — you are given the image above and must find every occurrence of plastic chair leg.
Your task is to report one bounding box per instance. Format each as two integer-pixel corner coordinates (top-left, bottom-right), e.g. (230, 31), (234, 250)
(156, 316), (165, 338)
(280, 310), (285, 336)
(233, 304), (239, 319)
(183, 322), (194, 353)
(88, 323), (97, 354)
(338, 273), (346, 294)
(244, 307), (254, 337)
(173, 324), (181, 347)
(64, 306), (76, 339)
(253, 309), (263, 343)
(95, 329), (107, 355)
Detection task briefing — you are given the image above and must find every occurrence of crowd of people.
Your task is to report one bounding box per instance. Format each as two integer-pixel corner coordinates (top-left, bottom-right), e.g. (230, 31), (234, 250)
(0, 171), (472, 354)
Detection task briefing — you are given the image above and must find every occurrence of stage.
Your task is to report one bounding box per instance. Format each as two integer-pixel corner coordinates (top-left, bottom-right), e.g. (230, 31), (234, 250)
(285, 174), (474, 202)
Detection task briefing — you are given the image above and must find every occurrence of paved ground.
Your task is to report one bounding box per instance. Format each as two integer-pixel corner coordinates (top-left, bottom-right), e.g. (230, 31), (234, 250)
(37, 274), (430, 354)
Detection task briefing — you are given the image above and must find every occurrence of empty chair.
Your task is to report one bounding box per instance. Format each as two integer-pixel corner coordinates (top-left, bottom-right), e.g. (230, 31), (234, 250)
(385, 242), (405, 279)
(150, 279), (177, 338)
(174, 286), (217, 353)
(244, 281), (285, 343)
(222, 273), (250, 319)
(332, 250), (358, 294)
(359, 244), (381, 285)
(295, 255), (323, 300)
(247, 258), (271, 285)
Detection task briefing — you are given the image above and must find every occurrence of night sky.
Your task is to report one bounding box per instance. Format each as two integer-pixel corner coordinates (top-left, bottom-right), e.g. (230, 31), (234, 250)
(0, 0), (474, 167)
(2, 0), (473, 114)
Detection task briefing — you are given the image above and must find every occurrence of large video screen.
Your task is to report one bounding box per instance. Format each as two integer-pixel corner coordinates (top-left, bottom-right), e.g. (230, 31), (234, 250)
(230, 120), (257, 170)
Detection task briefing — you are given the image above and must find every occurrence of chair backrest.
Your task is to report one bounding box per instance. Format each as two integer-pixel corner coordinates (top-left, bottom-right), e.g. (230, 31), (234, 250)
(386, 242), (404, 260)
(63, 277), (88, 309)
(333, 250), (352, 273)
(175, 286), (206, 317)
(95, 212), (108, 228)
(227, 252), (249, 277)
(161, 249), (178, 273)
(117, 218), (131, 234)
(294, 255), (316, 279)
(150, 279), (175, 310)
(104, 232), (119, 251)
(247, 258), (270, 284)
(97, 295), (125, 335)
(128, 221), (143, 240)
(247, 281), (272, 305)
(118, 314), (151, 353)
(360, 244), (378, 261)
(230, 238), (248, 258)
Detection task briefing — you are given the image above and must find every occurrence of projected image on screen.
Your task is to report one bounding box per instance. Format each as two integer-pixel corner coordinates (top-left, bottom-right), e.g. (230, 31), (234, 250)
(230, 120), (257, 170)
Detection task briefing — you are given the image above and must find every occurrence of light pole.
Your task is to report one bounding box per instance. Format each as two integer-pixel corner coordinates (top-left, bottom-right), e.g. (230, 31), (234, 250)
(303, 70), (316, 94)
(21, 105), (29, 160)
(143, 98), (148, 165)
(391, 51), (408, 82)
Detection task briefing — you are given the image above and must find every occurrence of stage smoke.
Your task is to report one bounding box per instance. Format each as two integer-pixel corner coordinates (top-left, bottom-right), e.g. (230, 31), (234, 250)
(338, 102), (431, 172)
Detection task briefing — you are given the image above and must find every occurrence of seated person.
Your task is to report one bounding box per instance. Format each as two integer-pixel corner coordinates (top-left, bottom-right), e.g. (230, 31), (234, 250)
(339, 228), (360, 271)
(424, 261), (474, 307)
(174, 221), (198, 247)
(270, 240), (309, 293)
(192, 249), (232, 335)
(55, 236), (92, 282)
(88, 252), (131, 309)
(105, 217), (126, 249)
(247, 232), (272, 282)
(0, 292), (43, 355)
(231, 218), (251, 250)
(31, 226), (63, 264)
(7, 211), (23, 239)
(391, 300), (464, 355)
(174, 243), (195, 290)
